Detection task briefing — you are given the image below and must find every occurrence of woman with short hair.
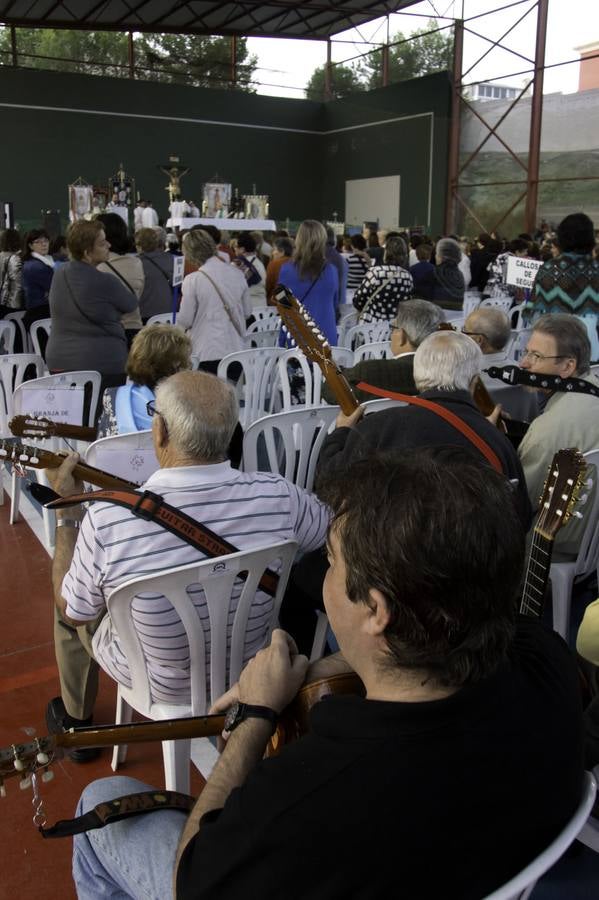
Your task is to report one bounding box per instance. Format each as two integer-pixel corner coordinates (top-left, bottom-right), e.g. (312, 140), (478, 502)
(277, 219), (338, 346)
(46, 220), (137, 391)
(96, 212), (144, 346)
(353, 234), (413, 323)
(22, 228), (54, 326)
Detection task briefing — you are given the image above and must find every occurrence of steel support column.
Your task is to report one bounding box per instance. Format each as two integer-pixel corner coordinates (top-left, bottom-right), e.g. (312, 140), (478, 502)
(444, 19), (463, 235)
(324, 38), (332, 101)
(231, 34), (237, 87)
(524, 0), (548, 233)
(127, 31), (135, 78)
(10, 25), (17, 67)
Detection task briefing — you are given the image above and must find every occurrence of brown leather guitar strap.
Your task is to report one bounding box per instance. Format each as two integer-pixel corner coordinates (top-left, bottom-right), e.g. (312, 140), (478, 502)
(46, 488), (280, 597)
(40, 790), (195, 838)
(355, 382), (504, 474)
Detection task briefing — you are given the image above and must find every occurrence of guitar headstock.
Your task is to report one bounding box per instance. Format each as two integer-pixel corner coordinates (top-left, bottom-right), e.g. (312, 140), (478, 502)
(0, 438), (56, 472)
(274, 284), (333, 365)
(9, 415), (57, 440)
(0, 735), (58, 794)
(536, 448), (587, 540)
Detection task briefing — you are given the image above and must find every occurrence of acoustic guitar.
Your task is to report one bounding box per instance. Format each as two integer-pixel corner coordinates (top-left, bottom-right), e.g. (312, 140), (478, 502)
(0, 438), (138, 491)
(519, 447), (587, 617)
(9, 415), (96, 443)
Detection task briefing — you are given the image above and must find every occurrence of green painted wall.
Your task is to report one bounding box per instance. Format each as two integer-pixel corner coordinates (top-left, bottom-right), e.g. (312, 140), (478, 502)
(0, 67), (450, 232)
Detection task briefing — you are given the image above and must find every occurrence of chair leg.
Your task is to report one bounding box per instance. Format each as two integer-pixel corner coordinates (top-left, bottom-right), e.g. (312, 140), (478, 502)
(162, 738), (191, 794)
(549, 566), (575, 641)
(9, 470), (21, 524)
(110, 689), (133, 772)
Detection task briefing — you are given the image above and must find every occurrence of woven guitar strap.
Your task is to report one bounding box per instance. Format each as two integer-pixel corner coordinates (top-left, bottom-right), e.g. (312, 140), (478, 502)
(355, 382), (504, 474)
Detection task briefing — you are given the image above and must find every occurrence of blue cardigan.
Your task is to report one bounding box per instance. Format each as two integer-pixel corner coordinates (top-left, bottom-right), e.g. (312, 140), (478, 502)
(22, 258), (54, 309)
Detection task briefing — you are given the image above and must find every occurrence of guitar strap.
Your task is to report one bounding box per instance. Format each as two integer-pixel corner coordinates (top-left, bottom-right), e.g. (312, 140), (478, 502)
(46, 487), (280, 598)
(484, 365), (599, 396)
(41, 790), (195, 838)
(355, 382), (504, 474)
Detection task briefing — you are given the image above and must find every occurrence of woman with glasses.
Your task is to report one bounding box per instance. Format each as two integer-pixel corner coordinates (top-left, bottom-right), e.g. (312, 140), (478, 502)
(22, 228), (54, 326)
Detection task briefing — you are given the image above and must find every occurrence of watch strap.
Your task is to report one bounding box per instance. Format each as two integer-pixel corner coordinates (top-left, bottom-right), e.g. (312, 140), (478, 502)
(227, 702), (278, 734)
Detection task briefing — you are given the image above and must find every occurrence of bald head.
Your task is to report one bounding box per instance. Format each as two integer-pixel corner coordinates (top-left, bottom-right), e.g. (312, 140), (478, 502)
(464, 308), (511, 354)
(154, 370), (238, 462)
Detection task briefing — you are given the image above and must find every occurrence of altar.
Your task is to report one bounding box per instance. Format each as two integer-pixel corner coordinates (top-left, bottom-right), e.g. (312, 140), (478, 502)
(166, 217), (276, 231)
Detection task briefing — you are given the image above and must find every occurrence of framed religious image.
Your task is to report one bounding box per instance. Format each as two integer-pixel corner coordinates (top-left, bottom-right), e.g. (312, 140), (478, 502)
(244, 194), (268, 220)
(202, 182), (231, 218)
(68, 182), (93, 222)
(109, 164), (135, 208)
(91, 188), (109, 216)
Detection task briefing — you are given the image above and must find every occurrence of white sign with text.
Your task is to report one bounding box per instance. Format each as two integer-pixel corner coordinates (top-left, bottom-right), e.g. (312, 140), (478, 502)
(172, 256), (185, 287)
(93, 447), (160, 486)
(20, 386), (85, 424)
(506, 255), (543, 289)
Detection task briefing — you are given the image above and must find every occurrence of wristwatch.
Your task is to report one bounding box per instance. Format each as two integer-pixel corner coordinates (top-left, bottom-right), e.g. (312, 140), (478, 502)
(223, 701), (278, 735)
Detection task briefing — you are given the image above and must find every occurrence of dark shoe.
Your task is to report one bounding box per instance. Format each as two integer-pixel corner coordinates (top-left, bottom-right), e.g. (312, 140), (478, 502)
(45, 697), (101, 763)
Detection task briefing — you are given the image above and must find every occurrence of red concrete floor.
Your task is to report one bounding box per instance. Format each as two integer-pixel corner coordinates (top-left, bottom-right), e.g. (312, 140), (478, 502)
(0, 501), (205, 899)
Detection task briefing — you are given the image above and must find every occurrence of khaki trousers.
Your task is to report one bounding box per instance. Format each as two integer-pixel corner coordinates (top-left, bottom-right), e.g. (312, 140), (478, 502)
(53, 605), (104, 720)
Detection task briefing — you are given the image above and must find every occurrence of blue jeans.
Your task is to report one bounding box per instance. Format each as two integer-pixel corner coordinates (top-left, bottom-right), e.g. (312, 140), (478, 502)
(72, 776), (188, 899)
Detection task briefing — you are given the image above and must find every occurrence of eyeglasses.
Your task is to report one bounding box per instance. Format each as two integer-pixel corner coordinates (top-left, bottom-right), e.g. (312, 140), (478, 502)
(521, 349), (573, 364)
(389, 322), (400, 332)
(146, 399), (160, 417)
(462, 329), (487, 340)
(32, 237), (49, 244)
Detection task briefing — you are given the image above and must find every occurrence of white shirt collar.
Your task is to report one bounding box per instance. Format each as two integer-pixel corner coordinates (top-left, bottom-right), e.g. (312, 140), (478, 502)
(392, 350), (416, 360)
(31, 252), (55, 268)
(144, 461), (234, 489)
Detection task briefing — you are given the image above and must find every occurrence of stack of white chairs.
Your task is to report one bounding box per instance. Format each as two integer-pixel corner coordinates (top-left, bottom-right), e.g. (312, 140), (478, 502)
(272, 347), (353, 413)
(29, 318), (52, 370)
(0, 354), (45, 504)
(0, 320), (16, 355)
(217, 347), (285, 428)
(245, 316), (281, 349)
(342, 320), (391, 351)
(4, 311), (28, 353)
(252, 305), (279, 320)
(481, 293), (514, 314)
(108, 540), (298, 792)
(10, 370), (101, 548)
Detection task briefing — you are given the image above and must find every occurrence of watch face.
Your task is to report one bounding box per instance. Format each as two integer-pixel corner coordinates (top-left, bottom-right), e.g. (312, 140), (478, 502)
(224, 702), (241, 732)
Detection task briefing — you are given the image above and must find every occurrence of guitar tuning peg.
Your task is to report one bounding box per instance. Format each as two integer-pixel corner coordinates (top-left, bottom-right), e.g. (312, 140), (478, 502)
(36, 751), (50, 766)
(585, 478), (594, 489)
(19, 775), (32, 791)
(13, 757), (25, 772)
(42, 769), (54, 784)
(578, 493), (589, 506)
(0, 783), (5, 798)
(572, 511), (584, 519)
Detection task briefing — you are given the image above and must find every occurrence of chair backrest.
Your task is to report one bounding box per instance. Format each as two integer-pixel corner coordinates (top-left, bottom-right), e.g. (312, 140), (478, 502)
(242, 406), (339, 491)
(362, 397), (407, 415)
(482, 771), (596, 900)
(510, 328), (533, 362)
(509, 303), (526, 331)
(274, 349), (321, 410)
(251, 305), (279, 320)
(245, 317), (281, 348)
(29, 318), (52, 361)
(145, 313), (174, 326)
(480, 295), (513, 314)
(4, 311), (27, 353)
(342, 320), (391, 350)
(0, 353), (44, 437)
(13, 370), (101, 429)
(106, 540), (298, 715)
(84, 430), (159, 486)
(353, 340), (393, 364)
(462, 290), (481, 317)
(217, 347), (285, 429)
(0, 320), (15, 355)
(336, 308), (358, 347)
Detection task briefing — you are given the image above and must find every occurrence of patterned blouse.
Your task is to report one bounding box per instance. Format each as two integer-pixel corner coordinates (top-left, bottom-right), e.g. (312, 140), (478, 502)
(525, 253), (599, 323)
(353, 264), (414, 322)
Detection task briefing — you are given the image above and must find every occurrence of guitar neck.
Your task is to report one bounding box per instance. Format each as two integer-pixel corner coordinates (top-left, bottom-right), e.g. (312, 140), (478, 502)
(320, 362), (360, 415)
(57, 713), (226, 752)
(520, 529), (553, 618)
(0, 440), (139, 491)
(53, 423), (97, 442)
(473, 377), (507, 432)
(71, 460), (139, 490)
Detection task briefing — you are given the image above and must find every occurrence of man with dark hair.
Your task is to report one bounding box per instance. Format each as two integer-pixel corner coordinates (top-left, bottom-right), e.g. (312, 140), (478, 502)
(71, 449), (583, 899)
(518, 313), (599, 556)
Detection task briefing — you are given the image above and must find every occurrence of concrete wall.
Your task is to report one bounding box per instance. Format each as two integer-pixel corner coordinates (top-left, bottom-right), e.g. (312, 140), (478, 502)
(0, 67), (451, 232)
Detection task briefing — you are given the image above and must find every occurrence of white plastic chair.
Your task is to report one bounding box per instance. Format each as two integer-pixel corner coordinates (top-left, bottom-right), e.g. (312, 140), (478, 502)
(336, 308), (358, 347)
(362, 397), (408, 415)
(578, 765), (599, 852)
(353, 341), (393, 363)
(342, 320), (391, 351)
(29, 318), (52, 365)
(217, 347), (285, 429)
(10, 370), (101, 546)
(274, 349), (322, 411)
(509, 303), (526, 331)
(482, 770), (596, 899)
(508, 328), (533, 362)
(251, 305), (279, 320)
(4, 311), (28, 353)
(549, 448), (599, 640)
(481, 295), (514, 314)
(0, 353), (44, 438)
(245, 317), (281, 349)
(0, 320), (15, 355)
(462, 290), (481, 317)
(85, 430), (159, 487)
(107, 540), (298, 793)
(145, 312), (174, 326)
(242, 406), (339, 492)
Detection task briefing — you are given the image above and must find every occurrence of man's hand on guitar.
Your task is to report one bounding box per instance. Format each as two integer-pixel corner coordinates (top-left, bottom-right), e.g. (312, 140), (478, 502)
(335, 405), (365, 430)
(45, 451), (84, 498)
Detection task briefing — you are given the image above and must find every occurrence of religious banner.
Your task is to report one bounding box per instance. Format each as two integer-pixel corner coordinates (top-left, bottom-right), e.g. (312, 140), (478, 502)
(244, 194), (269, 220)
(203, 183), (231, 218)
(505, 255), (543, 289)
(68, 182), (93, 223)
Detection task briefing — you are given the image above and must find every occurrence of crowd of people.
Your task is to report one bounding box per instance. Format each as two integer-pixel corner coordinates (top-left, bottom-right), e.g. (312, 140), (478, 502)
(1, 207), (599, 898)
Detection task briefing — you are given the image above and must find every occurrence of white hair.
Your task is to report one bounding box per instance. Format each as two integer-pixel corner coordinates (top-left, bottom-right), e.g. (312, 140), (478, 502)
(413, 331), (482, 392)
(155, 371), (238, 461)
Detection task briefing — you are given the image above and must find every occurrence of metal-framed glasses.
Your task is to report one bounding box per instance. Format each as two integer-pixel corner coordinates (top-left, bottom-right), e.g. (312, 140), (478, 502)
(521, 349), (572, 364)
(146, 399), (159, 417)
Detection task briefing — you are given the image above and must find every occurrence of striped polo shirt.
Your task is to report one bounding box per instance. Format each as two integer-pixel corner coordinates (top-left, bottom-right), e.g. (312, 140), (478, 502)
(62, 462), (330, 704)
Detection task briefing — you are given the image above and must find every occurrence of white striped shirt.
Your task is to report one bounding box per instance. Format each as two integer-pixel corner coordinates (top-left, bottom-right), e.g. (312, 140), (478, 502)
(62, 463), (329, 704)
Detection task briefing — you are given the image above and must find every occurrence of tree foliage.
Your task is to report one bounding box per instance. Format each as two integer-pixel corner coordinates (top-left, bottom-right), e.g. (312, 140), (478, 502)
(305, 62), (365, 101)
(305, 19), (453, 99)
(0, 27), (257, 90)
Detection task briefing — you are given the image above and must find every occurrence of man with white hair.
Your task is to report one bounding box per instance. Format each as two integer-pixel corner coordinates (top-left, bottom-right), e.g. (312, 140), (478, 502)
(318, 330), (531, 526)
(45, 371), (330, 761)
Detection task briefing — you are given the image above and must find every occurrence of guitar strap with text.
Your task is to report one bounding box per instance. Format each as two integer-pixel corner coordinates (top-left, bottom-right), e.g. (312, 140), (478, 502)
(355, 382), (504, 474)
(484, 365), (599, 396)
(46, 487), (280, 597)
(41, 790), (195, 838)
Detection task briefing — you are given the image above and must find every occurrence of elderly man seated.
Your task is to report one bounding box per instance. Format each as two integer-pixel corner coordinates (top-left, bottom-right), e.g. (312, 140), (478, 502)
(321, 298), (444, 405)
(71, 450), (583, 900)
(318, 329), (532, 528)
(45, 371), (329, 761)
(463, 306), (539, 423)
